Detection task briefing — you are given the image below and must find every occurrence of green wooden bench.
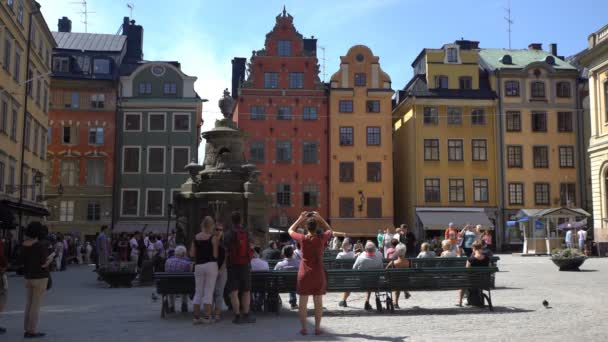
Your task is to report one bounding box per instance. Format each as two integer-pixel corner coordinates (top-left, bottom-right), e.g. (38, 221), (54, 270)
(268, 256), (500, 270)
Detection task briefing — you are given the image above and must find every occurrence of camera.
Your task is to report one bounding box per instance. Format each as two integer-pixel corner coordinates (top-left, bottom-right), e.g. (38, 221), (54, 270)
(306, 212), (315, 218)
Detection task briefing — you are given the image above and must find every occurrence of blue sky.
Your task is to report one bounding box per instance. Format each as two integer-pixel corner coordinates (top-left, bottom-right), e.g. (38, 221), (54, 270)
(38, 0), (608, 159)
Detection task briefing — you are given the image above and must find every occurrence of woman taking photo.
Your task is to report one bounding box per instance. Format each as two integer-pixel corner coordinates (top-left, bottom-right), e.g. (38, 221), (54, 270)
(288, 211), (332, 336)
(189, 216), (220, 324)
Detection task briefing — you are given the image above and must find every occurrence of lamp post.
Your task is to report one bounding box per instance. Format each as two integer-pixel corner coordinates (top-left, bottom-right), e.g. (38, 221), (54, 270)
(17, 7), (41, 242)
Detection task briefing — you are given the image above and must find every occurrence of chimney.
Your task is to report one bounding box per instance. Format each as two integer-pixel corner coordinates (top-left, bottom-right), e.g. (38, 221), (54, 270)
(231, 57), (246, 99)
(303, 38), (317, 56)
(528, 43), (542, 50)
(455, 40), (480, 50)
(122, 17), (144, 63)
(549, 43), (558, 56)
(58, 16), (72, 32)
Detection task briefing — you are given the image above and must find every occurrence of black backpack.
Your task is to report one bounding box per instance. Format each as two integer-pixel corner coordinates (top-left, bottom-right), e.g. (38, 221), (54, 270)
(466, 288), (485, 307)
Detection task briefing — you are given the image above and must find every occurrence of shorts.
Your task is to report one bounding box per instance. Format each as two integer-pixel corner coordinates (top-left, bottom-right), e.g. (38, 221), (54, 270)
(226, 264), (251, 293)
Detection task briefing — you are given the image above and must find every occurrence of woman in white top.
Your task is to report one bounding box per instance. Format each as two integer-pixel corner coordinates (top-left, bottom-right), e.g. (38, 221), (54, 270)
(440, 240), (458, 257)
(336, 241), (355, 259)
(416, 243), (435, 258)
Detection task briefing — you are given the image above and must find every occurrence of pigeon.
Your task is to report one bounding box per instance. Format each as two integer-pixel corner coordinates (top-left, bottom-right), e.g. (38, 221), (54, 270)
(542, 300), (549, 308)
(151, 293), (159, 302)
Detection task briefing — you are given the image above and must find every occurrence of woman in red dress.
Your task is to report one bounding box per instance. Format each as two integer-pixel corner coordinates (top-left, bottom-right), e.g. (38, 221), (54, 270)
(288, 211), (332, 336)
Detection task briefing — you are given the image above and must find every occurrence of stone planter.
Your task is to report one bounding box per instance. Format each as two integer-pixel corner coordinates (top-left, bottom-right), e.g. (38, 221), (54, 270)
(551, 257), (587, 271)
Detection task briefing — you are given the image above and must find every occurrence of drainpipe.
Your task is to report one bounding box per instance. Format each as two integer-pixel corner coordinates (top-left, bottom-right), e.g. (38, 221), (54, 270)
(326, 84), (331, 225)
(574, 77), (588, 212)
(495, 72), (505, 253)
(111, 83), (121, 231)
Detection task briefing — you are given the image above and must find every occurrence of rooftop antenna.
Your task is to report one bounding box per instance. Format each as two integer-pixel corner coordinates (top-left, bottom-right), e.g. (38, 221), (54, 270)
(72, 0), (95, 33)
(320, 46), (327, 82)
(127, 3), (135, 18)
(504, 0), (513, 49)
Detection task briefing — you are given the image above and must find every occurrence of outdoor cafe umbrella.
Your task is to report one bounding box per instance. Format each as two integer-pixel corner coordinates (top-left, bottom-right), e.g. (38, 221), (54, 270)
(558, 219), (587, 230)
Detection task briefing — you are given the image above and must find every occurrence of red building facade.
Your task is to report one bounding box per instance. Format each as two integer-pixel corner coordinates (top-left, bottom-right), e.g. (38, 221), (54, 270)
(233, 9), (328, 228)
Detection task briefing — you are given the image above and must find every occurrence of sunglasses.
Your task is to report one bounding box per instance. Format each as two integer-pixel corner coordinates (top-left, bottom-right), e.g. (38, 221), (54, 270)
(215, 228), (223, 232)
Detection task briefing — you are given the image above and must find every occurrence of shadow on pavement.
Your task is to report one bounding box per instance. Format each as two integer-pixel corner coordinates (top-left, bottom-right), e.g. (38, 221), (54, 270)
(321, 306), (534, 317)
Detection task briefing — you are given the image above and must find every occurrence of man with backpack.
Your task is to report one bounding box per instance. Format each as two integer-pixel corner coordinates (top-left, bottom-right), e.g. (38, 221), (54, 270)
(224, 211), (255, 324)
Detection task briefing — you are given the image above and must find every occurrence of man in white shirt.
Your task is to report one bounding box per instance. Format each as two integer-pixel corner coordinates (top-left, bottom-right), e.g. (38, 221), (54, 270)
(129, 232), (140, 263)
(577, 229), (587, 251)
(250, 247), (269, 271)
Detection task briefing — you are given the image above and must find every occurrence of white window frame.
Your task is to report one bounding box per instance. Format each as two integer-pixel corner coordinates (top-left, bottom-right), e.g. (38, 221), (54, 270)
(120, 188), (140, 217)
(172, 113), (191, 132)
(147, 146), (166, 174)
(148, 112), (166, 132)
(444, 44), (461, 64)
(124, 112), (142, 132)
(171, 146), (190, 174)
(59, 200), (75, 222)
(145, 188), (165, 217)
(122, 146), (141, 174)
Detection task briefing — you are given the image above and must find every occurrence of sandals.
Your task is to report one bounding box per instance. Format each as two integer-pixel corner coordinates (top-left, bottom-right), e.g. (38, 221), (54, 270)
(315, 328), (323, 336)
(299, 329), (308, 336)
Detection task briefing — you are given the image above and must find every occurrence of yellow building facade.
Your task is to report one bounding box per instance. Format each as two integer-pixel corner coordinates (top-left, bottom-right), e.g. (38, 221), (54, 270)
(0, 1), (55, 227)
(577, 25), (608, 254)
(329, 45), (393, 236)
(393, 41), (498, 238)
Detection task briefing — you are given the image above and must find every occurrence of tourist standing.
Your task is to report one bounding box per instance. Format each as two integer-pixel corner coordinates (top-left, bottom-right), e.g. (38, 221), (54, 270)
(0, 238), (7, 334)
(225, 211), (256, 324)
(54, 235), (64, 272)
(190, 216), (220, 324)
(17, 222), (52, 338)
(382, 228), (394, 258)
(213, 224), (227, 322)
(402, 224), (417, 257)
(96, 226), (110, 266)
(444, 223), (458, 251)
(462, 225), (477, 257)
(129, 232), (140, 263)
(85, 241), (93, 264)
(578, 229), (587, 251)
(377, 229), (384, 254)
(288, 211), (333, 336)
(164, 245), (193, 313)
(565, 228), (574, 249)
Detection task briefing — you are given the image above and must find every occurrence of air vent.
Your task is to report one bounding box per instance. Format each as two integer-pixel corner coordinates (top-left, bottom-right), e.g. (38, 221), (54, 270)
(501, 54), (512, 64)
(545, 56), (555, 65)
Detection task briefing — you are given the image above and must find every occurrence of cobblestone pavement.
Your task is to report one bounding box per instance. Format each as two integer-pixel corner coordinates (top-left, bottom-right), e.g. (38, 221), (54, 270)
(1, 255), (607, 342)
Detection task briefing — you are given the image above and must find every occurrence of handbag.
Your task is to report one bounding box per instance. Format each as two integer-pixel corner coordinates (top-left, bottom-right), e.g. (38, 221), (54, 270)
(46, 273), (52, 291)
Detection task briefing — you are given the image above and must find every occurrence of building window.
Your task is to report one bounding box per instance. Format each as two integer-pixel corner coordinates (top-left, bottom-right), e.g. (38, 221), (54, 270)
(447, 48), (458, 63)
(17, 1), (23, 24)
(251, 106), (266, 120)
(60, 160), (78, 186)
(249, 141), (264, 163)
(147, 147), (165, 173)
(471, 108), (486, 125)
(424, 139), (439, 161)
(277, 106), (292, 120)
(65, 92), (80, 108)
(367, 162), (381, 182)
(423, 106), (438, 125)
(10, 109), (17, 139)
(533, 146), (549, 168)
(276, 184), (291, 206)
(367, 198), (382, 218)
(125, 113), (141, 131)
(472, 139), (487, 161)
(447, 107), (462, 125)
(473, 179), (489, 202)
(146, 189), (164, 216)
(0, 161), (4, 194)
(605, 81), (608, 122)
(62, 126), (71, 144)
(508, 183), (524, 205)
(163, 83), (177, 94)
(288, 73), (304, 89)
(123, 147), (140, 173)
(40, 129), (46, 159)
(354, 73), (366, 87)
(87, 201), (101, 221)
(556, 82), (571, 98)
(558, 112), (573, 132)
(52, 56), (69, 72)
(93, 58), (110, 74)
(531, 81), (546, 98)
(366, 100), (380, 113)
(535, 183), (550, 205)
(339, 197), (354, 218)
(14, 47), (21, 82)
(149, 113), (166, 131)
(59, 201), (75, 222)
(91, 94), (105, 108)
(559, 146), (574, 168)
(366, 127), (380, 146)
(302, 142), (318, 164)
(448, 139), (463, 161)
(86, 159), (104, 185)
(435, 75), (448, 89)
(26, 69), (33, 96)
(32, 123), (39, 155)
(459, 77), (472, 90)
(172, 147), (189, 173)
(3, 34), (11, 72)
(424, 179), (440, 202)
(303, 106), (317, 120)
(339, 162), (354, 182)
(87, 127), (104, 145)
(339, 127), (353, 146)
(506, 111), (521, 132)
(277, 40), (292, 56)
(121, 189), (139, 216)
(173, 113), (190, 131)
(560, 183), (576, 206)
(449, 179), (465, 202)
(0, 100), (8, 134)
(339, 100), (353, 113)
(302, 184), (319, 208)
(138, 83), (152, 94)
(23, 116), (31, 149)
(276, 141), (292, 162)
(532, 112), (547, 132)
(507, 145), (523, 168)
(505, 80), (520, 96)
(264, 72), (278, 89)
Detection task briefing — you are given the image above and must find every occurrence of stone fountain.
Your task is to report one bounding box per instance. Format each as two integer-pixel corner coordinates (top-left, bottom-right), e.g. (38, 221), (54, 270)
(173, 89), (269, 246)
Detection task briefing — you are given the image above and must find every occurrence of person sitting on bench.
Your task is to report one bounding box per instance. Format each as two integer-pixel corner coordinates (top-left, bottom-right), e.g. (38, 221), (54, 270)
(385, 243), (411, 309)
(164, 245), (193, 313)
(343, 241), (383, 310)
(457, 240), (489, 307)
(274, 246), (300, 309)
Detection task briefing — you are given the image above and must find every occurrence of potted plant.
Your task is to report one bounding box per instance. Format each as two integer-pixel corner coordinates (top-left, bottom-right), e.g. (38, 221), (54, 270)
(97, 261), (137, 287)
(550, 248), (587, 271)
